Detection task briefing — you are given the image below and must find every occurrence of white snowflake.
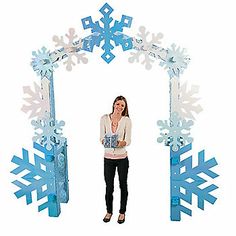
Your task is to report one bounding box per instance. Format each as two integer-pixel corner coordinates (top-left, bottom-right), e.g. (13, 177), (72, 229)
(128, 26), (163, 70)
(52, 28), (88, 71)
(171, 78), (203, 120)
(21, 79), (50, 119)
(31, 114), (65, 150)
(157, 112), (194, 151)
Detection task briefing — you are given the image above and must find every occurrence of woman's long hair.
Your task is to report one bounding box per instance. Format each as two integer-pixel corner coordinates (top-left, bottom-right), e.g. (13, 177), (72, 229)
(111, 96), (129, 117)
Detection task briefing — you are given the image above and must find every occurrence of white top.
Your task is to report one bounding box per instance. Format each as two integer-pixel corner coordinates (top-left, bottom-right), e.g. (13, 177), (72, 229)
(100, 114), (132, 159)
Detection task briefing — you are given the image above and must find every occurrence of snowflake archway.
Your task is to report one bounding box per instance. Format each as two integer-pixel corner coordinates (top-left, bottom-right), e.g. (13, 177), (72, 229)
(11, 2), (219, 220)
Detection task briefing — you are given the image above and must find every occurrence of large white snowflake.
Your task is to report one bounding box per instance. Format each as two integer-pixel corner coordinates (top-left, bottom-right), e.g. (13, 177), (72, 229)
(157, 112), (194, 151)
(31, 114), (65, 150)
(171, 78), (203, 120)
(21, 79), (50, 119)
(128, 26), (164, 70)
(52, 28), (88, 71)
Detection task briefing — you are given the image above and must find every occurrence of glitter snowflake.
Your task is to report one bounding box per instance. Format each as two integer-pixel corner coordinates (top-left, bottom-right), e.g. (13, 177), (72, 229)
(52, 28), (88, 71)
(81, 2), (133, 63)
(31, 46), (58, 79)
(170, 143), (219, 221)
(21, 79), (50, 119)
(160, 44), (190, 78)
(128, 26), (164, 70)
(31, 114), (65, 151)
(171, 78), (203, 120)
(157, 112), (194, 151)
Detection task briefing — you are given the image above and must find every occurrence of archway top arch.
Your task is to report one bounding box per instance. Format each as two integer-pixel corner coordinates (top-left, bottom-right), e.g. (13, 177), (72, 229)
(31, 2), (190, 77)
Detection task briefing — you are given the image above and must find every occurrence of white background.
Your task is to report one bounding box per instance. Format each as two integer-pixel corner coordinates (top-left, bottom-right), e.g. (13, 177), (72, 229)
(0, 0), (235, 235)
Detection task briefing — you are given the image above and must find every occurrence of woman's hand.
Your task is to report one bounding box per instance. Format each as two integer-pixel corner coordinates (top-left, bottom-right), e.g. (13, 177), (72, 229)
(117, 140), (126, 147)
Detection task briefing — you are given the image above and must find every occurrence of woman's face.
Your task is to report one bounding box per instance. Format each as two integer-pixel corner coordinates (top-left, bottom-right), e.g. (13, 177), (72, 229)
(113, 100), (126, 115)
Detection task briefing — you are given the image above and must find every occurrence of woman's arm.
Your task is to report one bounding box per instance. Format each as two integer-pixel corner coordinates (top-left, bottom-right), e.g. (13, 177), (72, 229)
(100, 115), (106, 144)
(118, 117), (131, 147)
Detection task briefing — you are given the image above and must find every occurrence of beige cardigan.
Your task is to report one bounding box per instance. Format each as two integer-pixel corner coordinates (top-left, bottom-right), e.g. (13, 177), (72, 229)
(100, 114), (132, 159)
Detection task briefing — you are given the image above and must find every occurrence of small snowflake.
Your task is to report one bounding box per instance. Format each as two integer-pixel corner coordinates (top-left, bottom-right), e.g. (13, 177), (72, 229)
(171, 78), (203, 120)
(159, 44), (190, 78)
(31, 47), (58, 79)
(52, 28), (88, 71)
(128, 26), (163, 70)
(21, 80), (50, 119)
(157, 112), (194, 151)
(31, 114), (65, 150)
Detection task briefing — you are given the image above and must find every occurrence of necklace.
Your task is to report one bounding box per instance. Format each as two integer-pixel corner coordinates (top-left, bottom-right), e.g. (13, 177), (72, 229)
(111, 114), (121, 132)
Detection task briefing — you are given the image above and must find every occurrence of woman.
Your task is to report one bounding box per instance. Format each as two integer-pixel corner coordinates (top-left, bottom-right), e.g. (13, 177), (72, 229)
(100, 95), (132, 224)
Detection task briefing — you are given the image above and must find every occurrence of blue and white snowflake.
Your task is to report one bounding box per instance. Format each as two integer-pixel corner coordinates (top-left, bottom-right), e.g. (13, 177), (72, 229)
(159, 44), (190, 78)
(31, 114), (65, 151)
(11, 142), (61, 216)
(170, 143), (219, 221)
(31, 46), (58, 79)
(157, 112), (194, 151)
(81, 2), (133, 63)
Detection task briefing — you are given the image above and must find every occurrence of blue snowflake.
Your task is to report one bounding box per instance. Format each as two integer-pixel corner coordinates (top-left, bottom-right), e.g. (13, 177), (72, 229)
(31, 114), (66, 151)
(157, 112), (194, 151)
(31, 46), (58, 79)
(81, 2), (133, 63)
(170, 143), (219, 221)
(11, 142), (67, 216)
(159, 44), (190, 78)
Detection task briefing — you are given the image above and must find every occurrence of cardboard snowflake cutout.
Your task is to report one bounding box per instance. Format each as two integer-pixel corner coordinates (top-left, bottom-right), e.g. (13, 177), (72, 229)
(11, 2), (219, 220)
